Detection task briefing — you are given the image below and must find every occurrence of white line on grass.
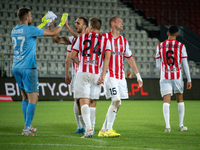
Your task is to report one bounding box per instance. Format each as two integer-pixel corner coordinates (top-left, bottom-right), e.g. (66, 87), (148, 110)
(0, 133), (107, 144)
(0, 143), (166, 150)
(0, 133), (77, 138)
(0, 133), (172, 150)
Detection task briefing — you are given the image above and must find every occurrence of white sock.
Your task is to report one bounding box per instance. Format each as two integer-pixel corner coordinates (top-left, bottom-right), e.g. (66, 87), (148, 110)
(163, 103), (170, 129)
(102, 109), (117, 132)
(111, 109), (117, 122)
(74, 102), (81, 129)
(101, 114), (107, 132)
(79, 115), (85, 129)
(106, 105), (116, 131)
(90, 107), (96, 132)
(81, 104), (91, 131)
(178, 102), (185, 127)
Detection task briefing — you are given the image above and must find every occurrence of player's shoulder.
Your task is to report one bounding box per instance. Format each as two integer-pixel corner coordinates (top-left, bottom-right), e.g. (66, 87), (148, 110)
(101, 33), (107, 37)
(69, 36), (76, 44)
(81, 32), (90, 38)
(176, 40), (184, 46)
(118, 34), (128, 44)
(157, 42), (162, 46)
(11, 24), (27, 34)
(25, 25), (39, 30)
(158, 40), (165, 46)
(120, 34), (127, 41)
(172, 40), (185, 48)
(26, 25), (44, 35)
(69, 35), (75, 39)
(12, 25), (32, 37)
(99, 34), (109, 42)
(101, 32), (111, 38)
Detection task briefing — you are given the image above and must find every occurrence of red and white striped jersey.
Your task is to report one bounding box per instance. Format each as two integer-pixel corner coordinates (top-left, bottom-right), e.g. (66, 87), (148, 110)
(67, 36), (79, 76)
(156, 39), (188, 80)
(72, 32), (111, 74)
(68, 36), (76, 45)
(102, 32), (132, 80)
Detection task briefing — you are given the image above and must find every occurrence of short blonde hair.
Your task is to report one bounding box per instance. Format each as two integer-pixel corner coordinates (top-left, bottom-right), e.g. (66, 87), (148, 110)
(109, 16), (119, 28)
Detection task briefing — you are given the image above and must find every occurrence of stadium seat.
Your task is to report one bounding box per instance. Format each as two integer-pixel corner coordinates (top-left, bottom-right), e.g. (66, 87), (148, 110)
(1, 0), (198, 78)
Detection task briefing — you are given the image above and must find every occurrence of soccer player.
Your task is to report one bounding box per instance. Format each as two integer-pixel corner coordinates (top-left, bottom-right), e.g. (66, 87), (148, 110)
(126, 68), (134, 78)
(98, 16), (143, 137)
(71, 17), (111, 138)
(49, 17), (88, 134)
(11, 7), (67, 136)
(155, 25), (192, 132)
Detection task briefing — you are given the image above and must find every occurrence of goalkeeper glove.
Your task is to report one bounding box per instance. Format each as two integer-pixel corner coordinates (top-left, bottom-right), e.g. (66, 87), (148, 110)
(58, 13), (68, 27)
(38, 13), (51, 29)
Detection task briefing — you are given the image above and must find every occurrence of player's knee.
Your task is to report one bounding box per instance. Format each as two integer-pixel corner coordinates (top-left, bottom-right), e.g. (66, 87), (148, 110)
(111, 96), (121, 110)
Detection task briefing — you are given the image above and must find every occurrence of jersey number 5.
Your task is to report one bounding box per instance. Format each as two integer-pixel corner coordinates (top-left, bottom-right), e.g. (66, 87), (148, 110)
(82, 40), (102, 57)
(166, 51), (174, 66)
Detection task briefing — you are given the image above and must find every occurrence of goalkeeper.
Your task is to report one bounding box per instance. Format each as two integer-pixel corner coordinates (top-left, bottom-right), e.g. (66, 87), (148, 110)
(11, 7), (68, 136)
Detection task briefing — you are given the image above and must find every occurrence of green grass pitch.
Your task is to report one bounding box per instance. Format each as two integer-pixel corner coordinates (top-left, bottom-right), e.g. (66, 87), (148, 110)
(0, 100), (200, 150)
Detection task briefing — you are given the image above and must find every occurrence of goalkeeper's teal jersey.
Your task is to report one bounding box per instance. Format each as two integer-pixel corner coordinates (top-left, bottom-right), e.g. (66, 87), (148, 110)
(11, 24), (44, 69)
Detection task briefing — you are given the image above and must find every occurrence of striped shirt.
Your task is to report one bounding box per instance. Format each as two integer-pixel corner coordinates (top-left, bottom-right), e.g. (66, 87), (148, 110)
(67, 36), (79, 76)
(102, 32), (132, 79)
(72, 32), (111, 74)
(156, 39), (188, 80)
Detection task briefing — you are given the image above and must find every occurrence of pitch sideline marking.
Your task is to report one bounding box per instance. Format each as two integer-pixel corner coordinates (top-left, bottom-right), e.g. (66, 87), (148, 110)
(0, 133), (171, 150)
(0, 132), (107, 144)
(0, 143), (164, 150)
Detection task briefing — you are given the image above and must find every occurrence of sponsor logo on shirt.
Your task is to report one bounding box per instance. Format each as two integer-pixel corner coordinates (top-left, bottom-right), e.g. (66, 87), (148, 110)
(14, 56), (24, 60)
(114, 44), (123, 48)
(111, 51), (124, 56)
(14, 51), (19, 54)
(165, 67), (179, 72)
(84, 59), (98, 66)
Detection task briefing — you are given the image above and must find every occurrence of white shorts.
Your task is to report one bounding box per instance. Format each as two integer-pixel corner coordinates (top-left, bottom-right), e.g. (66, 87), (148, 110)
(70, 74), (76, 93)
(104, 77), (129, 99)
(160, 79), (184, 97)
(74, 72), (101, 100)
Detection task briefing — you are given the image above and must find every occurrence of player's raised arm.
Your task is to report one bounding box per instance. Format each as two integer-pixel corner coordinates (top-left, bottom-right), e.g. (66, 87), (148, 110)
(47, 14), (72, 44)
(49, 33), (71, 44)
(42, 13), (68, 36)
(64, 15), (79, 38)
